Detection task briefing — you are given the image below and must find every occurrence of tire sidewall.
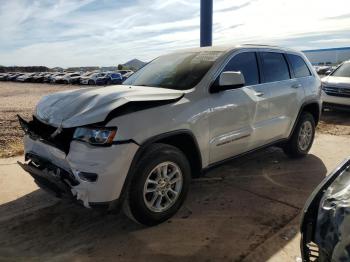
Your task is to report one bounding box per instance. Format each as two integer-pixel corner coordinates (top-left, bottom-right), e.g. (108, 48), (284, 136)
(128, 145), (191, 225)
(294, 113), (315, 155)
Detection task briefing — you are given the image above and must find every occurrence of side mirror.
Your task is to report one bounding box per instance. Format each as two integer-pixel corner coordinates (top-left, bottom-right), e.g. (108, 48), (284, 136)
(211, 71), (245, 92)
(220, 71), (245, 87)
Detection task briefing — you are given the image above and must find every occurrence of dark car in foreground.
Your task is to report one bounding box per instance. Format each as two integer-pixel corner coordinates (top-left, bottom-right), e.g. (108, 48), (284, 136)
(301, 158), (350, 261)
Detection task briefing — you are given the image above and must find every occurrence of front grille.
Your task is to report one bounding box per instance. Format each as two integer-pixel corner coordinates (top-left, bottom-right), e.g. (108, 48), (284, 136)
(323, 86), (350, 98)
(29, 116), (75, 153)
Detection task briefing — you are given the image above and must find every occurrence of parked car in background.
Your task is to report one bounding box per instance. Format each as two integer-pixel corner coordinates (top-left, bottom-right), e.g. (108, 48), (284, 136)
(80, 72), (105, 85)
(69, 73), (83, 84)
(116, 70), (134, 80)
(316, 66), (333, 76)
(43, 73), (56, 83)
(16, 73), (36, 82)
(50, 73), (66, 83)
(96, 72), (123, 85)
(122, 71), (134, 79)
(18, 45), (321, 226)
(32, 72), (49, 83)
(117, 70), (133, 76)
(8, 73), (24, 81)
(0, 73), (9, 81)
(322, 60), (350, 109)
(55, 73), (81, 84)
(301, 158), (350, 262)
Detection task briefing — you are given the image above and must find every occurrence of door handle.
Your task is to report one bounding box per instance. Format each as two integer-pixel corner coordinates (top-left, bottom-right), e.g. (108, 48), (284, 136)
(291, 83), (302, 89)
(254, 92), (264, 97)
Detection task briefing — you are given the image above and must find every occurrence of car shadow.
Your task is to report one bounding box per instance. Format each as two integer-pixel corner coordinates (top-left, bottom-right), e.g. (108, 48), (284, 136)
(0, 147), (327, 261)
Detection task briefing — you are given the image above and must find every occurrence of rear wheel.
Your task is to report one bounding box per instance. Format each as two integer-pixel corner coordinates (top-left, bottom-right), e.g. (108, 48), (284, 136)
(88, 80), (94, 85)
(123, 143), (191, 226)
(283, 112), (315, 158)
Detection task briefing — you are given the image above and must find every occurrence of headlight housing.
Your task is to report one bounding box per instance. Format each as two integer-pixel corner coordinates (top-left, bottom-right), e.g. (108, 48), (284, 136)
(73, 127), (117, 145)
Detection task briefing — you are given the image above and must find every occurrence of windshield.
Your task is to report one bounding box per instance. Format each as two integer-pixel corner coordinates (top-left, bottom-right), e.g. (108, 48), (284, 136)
(123, 51), (223, 90)
(331, 63), (350, 77)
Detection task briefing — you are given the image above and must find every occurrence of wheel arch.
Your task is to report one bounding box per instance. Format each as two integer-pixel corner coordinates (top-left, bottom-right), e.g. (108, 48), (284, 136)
(117, 130), (203, 207)
(289, 100), (321, 139)
(138, 130), (203, 177)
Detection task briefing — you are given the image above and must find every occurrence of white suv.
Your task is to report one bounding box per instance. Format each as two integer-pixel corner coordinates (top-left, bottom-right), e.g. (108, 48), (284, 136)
(18, 45), (321, 225)
(321, 60), (350, 109)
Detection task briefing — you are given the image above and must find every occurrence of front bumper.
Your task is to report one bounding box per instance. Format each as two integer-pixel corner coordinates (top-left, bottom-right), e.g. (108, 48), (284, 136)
(20, 135), (138, 208)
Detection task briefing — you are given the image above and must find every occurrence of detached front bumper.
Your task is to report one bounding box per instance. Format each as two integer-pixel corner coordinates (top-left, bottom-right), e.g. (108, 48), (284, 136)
(20, 134), (138, 208)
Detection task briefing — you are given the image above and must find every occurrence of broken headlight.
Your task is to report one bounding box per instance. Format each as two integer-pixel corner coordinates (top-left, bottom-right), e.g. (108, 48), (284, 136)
(73, 127), (117, 145)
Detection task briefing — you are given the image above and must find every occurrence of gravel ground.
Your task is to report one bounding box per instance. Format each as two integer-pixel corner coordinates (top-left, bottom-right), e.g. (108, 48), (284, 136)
(0, 82), (77, 157)
(0, 81), (349, 157)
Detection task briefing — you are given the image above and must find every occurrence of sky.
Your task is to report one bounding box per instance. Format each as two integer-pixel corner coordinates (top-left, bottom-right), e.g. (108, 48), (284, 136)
(0, 0), (350, 67)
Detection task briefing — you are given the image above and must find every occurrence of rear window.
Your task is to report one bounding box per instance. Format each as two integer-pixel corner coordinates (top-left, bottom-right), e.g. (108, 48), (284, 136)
(287, 54), (311, 78)
(260, 52), (290, 83)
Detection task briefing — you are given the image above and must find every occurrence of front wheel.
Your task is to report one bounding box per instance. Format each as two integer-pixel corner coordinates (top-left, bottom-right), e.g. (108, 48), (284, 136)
(88, 80), (94, 85)
(283, 112), (315, 158)
(123, 143), (191, 226)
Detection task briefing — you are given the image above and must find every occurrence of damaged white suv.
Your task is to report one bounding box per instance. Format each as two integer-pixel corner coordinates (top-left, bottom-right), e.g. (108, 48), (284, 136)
(18, 45), (321, 225)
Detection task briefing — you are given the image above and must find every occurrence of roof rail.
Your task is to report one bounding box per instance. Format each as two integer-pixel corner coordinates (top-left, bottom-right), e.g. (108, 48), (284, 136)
(241, 44), (281, 48)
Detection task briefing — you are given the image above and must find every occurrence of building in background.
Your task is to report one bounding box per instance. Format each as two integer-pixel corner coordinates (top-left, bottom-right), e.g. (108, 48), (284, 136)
(303, 47), (350, 66)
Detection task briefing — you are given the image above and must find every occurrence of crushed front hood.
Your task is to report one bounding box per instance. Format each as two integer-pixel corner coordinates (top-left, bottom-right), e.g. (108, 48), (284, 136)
(35, 85), (185, 127)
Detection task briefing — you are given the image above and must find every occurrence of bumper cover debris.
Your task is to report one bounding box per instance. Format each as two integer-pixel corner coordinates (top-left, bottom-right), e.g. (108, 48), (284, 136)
(18, 153), (79, 199)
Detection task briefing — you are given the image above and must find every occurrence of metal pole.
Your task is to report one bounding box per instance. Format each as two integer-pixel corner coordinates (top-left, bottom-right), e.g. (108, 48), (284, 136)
(200, 0), (213, 47)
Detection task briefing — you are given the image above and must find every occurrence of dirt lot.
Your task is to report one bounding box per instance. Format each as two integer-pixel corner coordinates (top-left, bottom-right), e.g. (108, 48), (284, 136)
(0, 82), (75, 157)
(0, 82), (349, 261)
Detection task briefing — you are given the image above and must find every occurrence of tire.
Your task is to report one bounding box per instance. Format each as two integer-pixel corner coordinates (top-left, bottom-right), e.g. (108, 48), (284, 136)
(123, 143), (191, 226)
(283, 112), (315, 158)
(106, 80), (111, 85)
(88, 80), (94, 85)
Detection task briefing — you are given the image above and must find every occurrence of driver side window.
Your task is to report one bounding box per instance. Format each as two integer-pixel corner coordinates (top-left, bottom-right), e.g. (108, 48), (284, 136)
(221, 52), (260, 86)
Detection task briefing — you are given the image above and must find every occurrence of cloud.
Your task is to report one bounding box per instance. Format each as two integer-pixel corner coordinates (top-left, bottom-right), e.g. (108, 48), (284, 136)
(0, 0), (350, 67)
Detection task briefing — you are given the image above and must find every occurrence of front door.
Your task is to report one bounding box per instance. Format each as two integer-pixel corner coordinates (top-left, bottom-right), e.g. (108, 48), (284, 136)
(208, 51), (270, 164)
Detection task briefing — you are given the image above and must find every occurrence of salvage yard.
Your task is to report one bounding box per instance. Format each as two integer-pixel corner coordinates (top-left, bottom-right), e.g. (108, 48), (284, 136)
(0, 82), (349, 261)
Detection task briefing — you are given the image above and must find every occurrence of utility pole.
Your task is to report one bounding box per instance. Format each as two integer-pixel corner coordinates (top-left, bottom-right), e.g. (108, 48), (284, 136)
(200, 0), (213, 47)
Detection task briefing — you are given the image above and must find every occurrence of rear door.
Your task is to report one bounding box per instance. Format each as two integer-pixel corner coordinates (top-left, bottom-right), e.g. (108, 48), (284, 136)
(253, 51), (303, 143)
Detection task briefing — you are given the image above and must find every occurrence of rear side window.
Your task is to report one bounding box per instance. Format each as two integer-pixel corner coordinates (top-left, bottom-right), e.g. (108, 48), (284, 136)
(223, 52), (259, 86)
(260, 52), (290, 83)
(287, 54), (311, 78)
